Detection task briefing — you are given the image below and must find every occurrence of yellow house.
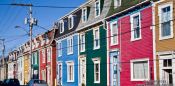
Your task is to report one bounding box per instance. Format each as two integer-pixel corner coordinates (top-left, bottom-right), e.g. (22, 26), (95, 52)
(24, 54), (30, 84)
(154, 0), (175, 85)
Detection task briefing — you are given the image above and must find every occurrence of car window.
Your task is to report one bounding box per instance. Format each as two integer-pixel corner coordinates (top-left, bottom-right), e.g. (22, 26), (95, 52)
(34, 80), (47, 84)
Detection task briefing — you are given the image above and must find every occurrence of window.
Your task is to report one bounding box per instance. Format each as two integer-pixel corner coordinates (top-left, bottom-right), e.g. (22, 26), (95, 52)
(58, 62), (62, 85)
(82, 8), (87, 22)
(68, 15), (74, 29)
(110, 21), (118, 45)
(93, 28), (100, 49)
(67, 37), (73, 54)
(131, 13), (141, 41)
(47, 47), (51, 62)
(42, 49), (45, 63)
(80, 33), (85, 52)
(42, 70), (46, 81)
(58, 42), (62, 57)
(131, 59), (149, 81)
(95, 0), (100, 17)
(114, 0), (121, 8)
(34, 52), (37, 64)
(59, 20), (64, 33)
(92, 58), (100, 83)
(163, 59), (172, 67)
(66, 61), (74, 82)
(159, 3), (173, 40)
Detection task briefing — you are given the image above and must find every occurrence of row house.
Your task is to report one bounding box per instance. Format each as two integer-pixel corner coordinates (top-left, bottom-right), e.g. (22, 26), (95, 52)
(106, 0), (154, 86)
(7, 28), (57, 85)
(16, 45), (24, 85)
(23, 41), (31, 84)
(39, 29), (57, 86)
(8, 50), (18, 79)
(31, 37), (40, 80)
(55, 5), (81, 86)
(77, 0), (111, 86)
(0, 57), (8, 81)
(154, 0), (175, 85)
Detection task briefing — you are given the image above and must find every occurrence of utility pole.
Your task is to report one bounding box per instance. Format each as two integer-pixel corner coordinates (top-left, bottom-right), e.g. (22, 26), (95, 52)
(25, 5), (38, 79)
(12, 3), (37, 79)
(0, 39), (5, 80)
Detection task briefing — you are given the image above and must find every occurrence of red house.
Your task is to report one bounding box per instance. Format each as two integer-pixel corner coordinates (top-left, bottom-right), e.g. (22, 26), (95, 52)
(106, 1), (154, 86)
(39, 29), (57, 86)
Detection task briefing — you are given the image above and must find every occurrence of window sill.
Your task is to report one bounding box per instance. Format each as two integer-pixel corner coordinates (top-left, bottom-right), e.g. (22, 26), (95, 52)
(80, 50), (85, 53)
(159, 35), (173, 40)
(131, 37), (141, 42)
(67, 52), (73, 55)
(131, 78), (149, 81)
(94, 81), (100, 83)
(67, 80), (74, 82)
(93, 46), (100, 50)
(110, 43), (118, 46)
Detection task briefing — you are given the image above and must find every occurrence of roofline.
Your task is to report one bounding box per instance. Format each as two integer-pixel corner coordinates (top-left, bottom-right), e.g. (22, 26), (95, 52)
(105, 0), (151, 20)
(57, 0), (92, 21)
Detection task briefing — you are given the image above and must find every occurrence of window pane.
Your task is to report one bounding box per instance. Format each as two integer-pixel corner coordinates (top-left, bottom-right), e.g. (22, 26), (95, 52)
(162, 21), (171, 36)
(133, 15), (140, 39)
(95, 1), (100, 16)
(95, 64), (99, 72)
(161, 6), (171, 37)
(133, 61), (148, 79)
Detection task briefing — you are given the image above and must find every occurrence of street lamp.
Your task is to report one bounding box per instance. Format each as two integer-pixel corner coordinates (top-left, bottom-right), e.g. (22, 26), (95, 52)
(15, 26), (29, 36)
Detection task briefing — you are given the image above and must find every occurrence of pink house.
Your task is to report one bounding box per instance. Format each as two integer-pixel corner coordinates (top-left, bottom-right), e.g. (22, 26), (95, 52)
(106, 2), (154, 86)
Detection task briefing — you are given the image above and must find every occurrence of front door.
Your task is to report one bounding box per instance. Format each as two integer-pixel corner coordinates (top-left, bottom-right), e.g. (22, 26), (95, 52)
(79, 57), (86, 86)
(159, 55), (175, 86)
(110, 51), (120, 86)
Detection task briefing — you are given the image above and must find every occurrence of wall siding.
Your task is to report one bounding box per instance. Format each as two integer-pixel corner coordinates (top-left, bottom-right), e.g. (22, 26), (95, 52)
(80, 25), (107, 86)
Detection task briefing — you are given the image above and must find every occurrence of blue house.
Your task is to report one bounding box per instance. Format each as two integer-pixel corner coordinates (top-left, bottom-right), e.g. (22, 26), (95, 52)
(55, 7), (81, 86)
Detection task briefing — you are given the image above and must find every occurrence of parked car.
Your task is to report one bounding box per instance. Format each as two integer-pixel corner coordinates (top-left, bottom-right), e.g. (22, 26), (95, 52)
(2, 79), (20, 86)
(27, 79), (48, 86)
(0, 80), (3, 85)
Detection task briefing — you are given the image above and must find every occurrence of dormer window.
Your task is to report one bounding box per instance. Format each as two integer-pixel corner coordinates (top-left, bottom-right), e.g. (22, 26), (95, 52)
(82, 7), (87, 22)
(95, 0), (100, 17)
(59, 20), (64, 33)
(68, 15), (74, 29)
(114, 0), (121, 8)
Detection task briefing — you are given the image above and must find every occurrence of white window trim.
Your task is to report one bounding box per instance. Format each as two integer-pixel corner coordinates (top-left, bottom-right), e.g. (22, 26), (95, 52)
(68, 15), (74, 30)
(93, 27), (100, 50)
(110, 21), (119, 46)
(60, 20), (64, 34)
(67, 37), (73, 55)
(80, 33), (85, 52)
(158, 2), (174, 40)
(82, 7), (87, 23)
(58, 41), (62, 57)
(114, 0), (121, 8)
(130, 58), (150, 81)
(92, 58), (100, 83)
(47, 47), (51, 62)
(66, 61), (74, 82)
(95, 0), (101, 17)
(57, 62), (62, 85)
(130, 12), (142, 41)
(42, 49), (45, 63)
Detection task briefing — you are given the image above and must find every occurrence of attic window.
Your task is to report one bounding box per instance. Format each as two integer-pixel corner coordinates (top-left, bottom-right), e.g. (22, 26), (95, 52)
(59, 20), (64, 33)
(114, 0), (121, 8)
(82, 7), (87, 22)
(95, 0), (100, 17)
(68, 15), (74, 29)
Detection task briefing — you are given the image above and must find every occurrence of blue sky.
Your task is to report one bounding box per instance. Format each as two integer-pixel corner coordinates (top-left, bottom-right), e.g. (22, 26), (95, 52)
(0, 0), (86, 56)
